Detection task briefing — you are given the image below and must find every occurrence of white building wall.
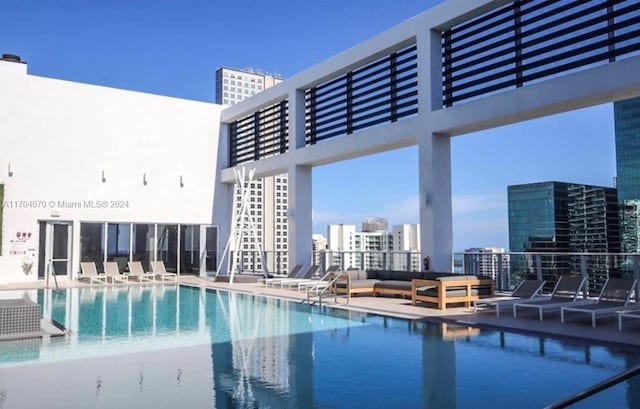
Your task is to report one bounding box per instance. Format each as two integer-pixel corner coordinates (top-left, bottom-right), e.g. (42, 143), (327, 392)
(0, 59), (221, 282)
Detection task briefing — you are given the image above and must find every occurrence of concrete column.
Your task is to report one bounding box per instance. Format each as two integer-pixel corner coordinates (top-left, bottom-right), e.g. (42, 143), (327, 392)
(211, 123), (234, 276)
(288, 89), (307, 150)
(419, 132), (453, 272)
(416, 25), (451, 271)
(287, 165), (312, 271)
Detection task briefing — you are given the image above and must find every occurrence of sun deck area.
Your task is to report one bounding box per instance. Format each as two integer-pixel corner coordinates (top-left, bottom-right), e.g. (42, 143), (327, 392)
(3, 276), (640, 351)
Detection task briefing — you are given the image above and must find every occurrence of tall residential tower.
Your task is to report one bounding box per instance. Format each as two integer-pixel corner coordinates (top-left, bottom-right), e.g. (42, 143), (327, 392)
(215, 67), (289, 273)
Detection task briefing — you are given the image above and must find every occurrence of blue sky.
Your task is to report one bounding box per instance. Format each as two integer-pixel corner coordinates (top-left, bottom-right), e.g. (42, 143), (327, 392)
(1, 0), (617, 251)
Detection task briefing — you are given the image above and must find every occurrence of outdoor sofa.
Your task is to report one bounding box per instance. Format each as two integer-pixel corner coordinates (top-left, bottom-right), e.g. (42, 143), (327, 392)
(333, 270), (494, 309)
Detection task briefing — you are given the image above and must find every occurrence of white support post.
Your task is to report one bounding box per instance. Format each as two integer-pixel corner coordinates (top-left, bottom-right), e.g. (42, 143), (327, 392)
(289, 89), (307, 150)
(288, 164), (313, 272)
(416, 28), (452, 271)
(419, 132), (453, 272)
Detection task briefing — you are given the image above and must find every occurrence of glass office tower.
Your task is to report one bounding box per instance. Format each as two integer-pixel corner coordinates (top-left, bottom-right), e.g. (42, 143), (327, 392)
(614, 97), (640, 253)
(508, 181), (619, 287)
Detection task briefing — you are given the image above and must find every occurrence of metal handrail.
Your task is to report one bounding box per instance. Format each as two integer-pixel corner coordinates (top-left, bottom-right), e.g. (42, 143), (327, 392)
(47, 259), (60, 292)
(306, 272), (346, 307)
(544, 364), (640, 409)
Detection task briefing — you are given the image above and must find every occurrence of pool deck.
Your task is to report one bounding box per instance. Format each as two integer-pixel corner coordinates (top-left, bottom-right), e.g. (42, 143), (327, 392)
(3, 276), (640, 351)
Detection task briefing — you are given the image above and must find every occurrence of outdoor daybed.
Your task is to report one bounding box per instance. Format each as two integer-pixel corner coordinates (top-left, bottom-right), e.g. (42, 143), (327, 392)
(411, 275), (495, 310)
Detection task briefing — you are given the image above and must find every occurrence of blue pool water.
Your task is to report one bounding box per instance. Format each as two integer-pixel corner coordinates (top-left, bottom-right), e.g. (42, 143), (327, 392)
(1, 284), (639, 409)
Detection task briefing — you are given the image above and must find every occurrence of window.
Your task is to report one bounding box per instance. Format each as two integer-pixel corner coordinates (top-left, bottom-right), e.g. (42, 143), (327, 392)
(80, 223), (105, 273)
(107, 223), (131, 270)
(132, 224), (154, 272)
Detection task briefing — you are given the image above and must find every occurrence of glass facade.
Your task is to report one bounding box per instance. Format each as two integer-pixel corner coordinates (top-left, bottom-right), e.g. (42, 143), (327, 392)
(508, 181), (620, 288)
(615, 97), (640, 252)
(107, 223), (131, 272)
(80, 223), (105, 273)
(78, 222), (215, 274)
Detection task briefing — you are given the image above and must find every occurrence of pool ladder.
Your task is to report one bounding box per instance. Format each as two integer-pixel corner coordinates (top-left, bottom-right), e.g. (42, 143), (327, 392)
(303, 272), (348, 307)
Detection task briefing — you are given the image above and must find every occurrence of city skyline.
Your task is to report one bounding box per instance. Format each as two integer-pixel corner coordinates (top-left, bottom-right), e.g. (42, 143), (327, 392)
(1, 0), (618, 251)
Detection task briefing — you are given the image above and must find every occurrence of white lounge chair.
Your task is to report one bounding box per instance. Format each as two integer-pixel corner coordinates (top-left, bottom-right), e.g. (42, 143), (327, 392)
(103, 261), (129, 284)
(617, 307), (640, 331)
(561, 277), (637, 327)
(262, 264), (303, 287)
(79, 262), (108, 286)
(473, 279), (546, 316)
(513, 275), (588, 321)
(150, 261), (178, 282)
(278, 265), (320, 289)
(126, 261), (156, 282)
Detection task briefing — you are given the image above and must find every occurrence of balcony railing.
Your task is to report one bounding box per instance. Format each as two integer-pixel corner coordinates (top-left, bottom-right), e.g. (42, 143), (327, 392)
(454, 251), (640, 296)
(229, 249), (639, 298)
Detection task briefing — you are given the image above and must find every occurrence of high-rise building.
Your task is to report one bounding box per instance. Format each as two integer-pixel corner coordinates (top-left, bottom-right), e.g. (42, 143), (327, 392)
(215, 67), (282, 105)
(463, 247), (509, 280)
(508, 181), (619, 287)
(215, 67), (288, 273)
(614, 97), (640, 252)
(362, 217), (389, 233)
(326, 221), (420, 271)
(311, 234), (327, 267)
(392, 224), (421, 271)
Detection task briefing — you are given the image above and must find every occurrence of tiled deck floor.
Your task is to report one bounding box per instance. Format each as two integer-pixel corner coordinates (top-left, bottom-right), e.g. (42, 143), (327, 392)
(3, 276), (640, 350)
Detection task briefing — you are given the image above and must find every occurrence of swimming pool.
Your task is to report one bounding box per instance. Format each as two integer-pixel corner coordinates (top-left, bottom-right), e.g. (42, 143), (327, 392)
(0, 284), (639, 408)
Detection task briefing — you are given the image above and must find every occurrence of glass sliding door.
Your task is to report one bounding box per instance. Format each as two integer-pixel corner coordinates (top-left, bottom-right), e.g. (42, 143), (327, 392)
(157, 224), (178, 273)
(205, 226), (218, 274)
(132, 224), (155, 272)
(80, 223), (105, 273)
(107, 223), (131, 273)
(180, 225), (200, 275)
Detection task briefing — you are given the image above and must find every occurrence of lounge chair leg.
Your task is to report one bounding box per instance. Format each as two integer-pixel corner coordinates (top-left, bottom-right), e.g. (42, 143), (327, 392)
(619, 315), (623, 331)
(539, 309), (543, 321)
(592, 315), (596, 328)
(561, 310), (564, 323)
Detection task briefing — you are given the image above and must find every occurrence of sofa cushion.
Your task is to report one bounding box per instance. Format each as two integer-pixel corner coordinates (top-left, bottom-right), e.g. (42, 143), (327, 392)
(391, 270), (423, 281)
(374, 280), (412, 291)
(335, 279), (379, 289)
(422, 272), (456, 280)
(417, 285), (493, 298)
(368, 270), (393, 280)
(343, 270), (368, 281)
(437, 275), (478, 282)
(418, 286), (467, 297)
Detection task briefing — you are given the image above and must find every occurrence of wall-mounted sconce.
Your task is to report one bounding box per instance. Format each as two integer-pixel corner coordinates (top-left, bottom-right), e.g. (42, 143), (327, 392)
(8, 162), (13, 177)
(143, 172), (148, 186)
(179, 175), (184, 188)
(101, 169), (106, 183)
